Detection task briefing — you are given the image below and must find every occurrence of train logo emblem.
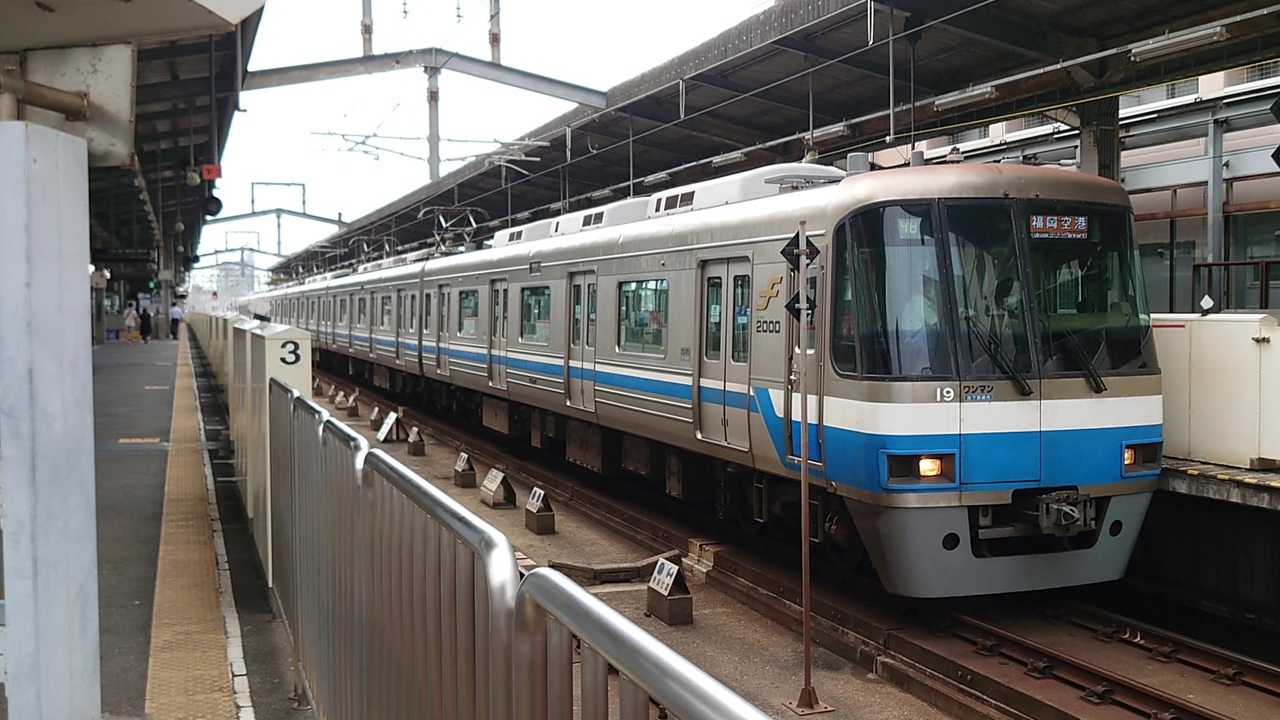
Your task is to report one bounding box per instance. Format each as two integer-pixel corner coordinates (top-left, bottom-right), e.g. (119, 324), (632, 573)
(756, 276), (783, 311)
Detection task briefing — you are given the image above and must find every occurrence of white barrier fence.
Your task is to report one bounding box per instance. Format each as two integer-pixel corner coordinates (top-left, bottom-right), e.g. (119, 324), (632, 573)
(190, 314), (772, 720)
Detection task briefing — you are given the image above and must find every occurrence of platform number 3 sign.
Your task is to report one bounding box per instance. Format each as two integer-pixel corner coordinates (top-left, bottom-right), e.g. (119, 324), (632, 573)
(280, 340), (302, 366)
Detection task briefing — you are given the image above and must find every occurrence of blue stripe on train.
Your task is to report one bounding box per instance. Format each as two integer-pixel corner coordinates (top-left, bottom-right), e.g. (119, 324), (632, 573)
(328, 333), (1160, 491)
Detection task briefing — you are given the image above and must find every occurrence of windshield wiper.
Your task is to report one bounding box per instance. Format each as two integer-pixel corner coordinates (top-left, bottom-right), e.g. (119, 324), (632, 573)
(964, 314), (1034, 397)
(1060, 329), (1108, 394)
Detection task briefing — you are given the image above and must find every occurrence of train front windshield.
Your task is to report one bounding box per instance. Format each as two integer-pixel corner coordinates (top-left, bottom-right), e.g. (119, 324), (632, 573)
(831, 200), (1155, 383)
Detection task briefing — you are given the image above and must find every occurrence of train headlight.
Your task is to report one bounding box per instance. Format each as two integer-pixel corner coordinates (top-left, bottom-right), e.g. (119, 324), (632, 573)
(919, 457), (944, 477)
(1123, 447), (1136, 466)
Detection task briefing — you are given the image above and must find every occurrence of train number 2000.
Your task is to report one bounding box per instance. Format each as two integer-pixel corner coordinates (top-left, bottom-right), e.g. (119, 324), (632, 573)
(755, 319), (782, 334)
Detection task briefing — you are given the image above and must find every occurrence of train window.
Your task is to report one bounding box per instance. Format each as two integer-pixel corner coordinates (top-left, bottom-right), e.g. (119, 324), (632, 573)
(310, 300), (317, 322)
(945, 203), (1033, 378)
(521, 286), (552, 344)
(423, 293), (432, 332)
(704, 276), (723, 361)
(837, 204), (953, 378)
(677, 191), (694, 208)
(357, 297), (368, 327)
(618, 279), (668, 355)
(458, 290), (480, 337)
(663, 196), (679, 212)
(586, 283), (596, 349)
(408, 294), (418, 332)
(380, 296), (393, 329)
(1023, 204), (1152, 374)
(732, 274), (750, 363)
(339, 298), (349, 324)
(571, 284), (582, 347)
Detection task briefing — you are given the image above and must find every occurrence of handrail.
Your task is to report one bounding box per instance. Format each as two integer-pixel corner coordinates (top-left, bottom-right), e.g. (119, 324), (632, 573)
(514, 567), (773, 720)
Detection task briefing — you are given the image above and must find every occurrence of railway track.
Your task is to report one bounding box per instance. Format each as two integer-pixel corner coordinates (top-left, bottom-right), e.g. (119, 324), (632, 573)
(309, 368), (1280, 720)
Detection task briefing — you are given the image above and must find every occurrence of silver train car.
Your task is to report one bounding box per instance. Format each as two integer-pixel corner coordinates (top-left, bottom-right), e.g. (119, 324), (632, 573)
(250, 161), (1162, 598)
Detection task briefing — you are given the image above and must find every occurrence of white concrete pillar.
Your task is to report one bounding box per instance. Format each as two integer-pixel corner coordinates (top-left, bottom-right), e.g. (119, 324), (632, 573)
(0, 121), (101, 719)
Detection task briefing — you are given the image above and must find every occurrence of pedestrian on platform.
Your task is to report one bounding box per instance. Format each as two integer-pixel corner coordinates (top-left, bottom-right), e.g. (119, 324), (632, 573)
(168, 301), (183, 339)
(123, 302), (139, 344)
(140, 307), (153, 344)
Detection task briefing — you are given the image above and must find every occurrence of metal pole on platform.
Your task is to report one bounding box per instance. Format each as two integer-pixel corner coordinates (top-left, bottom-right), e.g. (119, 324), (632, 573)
(788, 220), (831, 716)
(427, 67), (441, 182)
(489, 0), (501, 64)
(361, 0), (374, 56)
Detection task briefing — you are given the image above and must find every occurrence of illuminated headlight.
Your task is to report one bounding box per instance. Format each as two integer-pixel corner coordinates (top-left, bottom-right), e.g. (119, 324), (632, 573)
(1123, 447), (1136, 466)
(1122, 442), (1162, 472)
(919, 457), (944, 477)
(887, 454), (954, 485)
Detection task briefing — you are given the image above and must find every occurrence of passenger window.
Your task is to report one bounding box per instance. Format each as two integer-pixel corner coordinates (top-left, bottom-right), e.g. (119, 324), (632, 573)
(424, 293), (432, 332)
(571, 284), (582, 347)
(732, 274), (750, 363)
(357, 297), (367, 327)
(458, 290), (479, 337)
(380, 295), (393, 329)
(704, 276), (723, 361)
(408, 294), (417, 332)
(618, 279), (668, 355)
(339, 298), (349, 324)
(586, 283), (596, 349)
(521, 286), (552, 344)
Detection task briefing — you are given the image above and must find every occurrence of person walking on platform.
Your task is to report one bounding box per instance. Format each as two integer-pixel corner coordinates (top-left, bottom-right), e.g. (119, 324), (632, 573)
(168, 301), (183, 339)
(123, 302), (139, 344)
(139, 307), (153, 344)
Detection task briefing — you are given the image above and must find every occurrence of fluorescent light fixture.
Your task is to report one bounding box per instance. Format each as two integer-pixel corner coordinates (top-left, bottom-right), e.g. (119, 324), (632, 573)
(933, 86), (999, 112)
(710, 150), (746, 167)
(642, 172), (670, 186)
(1129, 26), (1229, 63)
(589, 189), (614, 200)
(514, 211), (532, 220)
(809, 124), (850, 143)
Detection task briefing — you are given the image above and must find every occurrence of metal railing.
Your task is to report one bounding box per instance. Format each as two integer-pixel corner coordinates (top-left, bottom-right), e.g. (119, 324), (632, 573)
(256, 367), (771, 720)
(268, 379), (520, 720)
(515, 567), (774, 720)
(1192, 258), (1280, 311)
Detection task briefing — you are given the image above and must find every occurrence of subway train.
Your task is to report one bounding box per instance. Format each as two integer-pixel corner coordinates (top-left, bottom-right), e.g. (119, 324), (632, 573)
(246, 160), (1163, 598)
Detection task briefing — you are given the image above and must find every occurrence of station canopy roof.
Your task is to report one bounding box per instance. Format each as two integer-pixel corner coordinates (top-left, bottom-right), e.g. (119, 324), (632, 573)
(3, 0), (263, 282)
(274, 0), (1280, 278)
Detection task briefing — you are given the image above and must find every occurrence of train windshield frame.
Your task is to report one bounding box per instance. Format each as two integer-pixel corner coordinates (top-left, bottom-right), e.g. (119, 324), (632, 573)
(831, 198), (1155, 383)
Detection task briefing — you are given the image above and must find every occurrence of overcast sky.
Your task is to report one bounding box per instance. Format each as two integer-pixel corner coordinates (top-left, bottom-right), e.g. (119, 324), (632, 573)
(194, 0), (771, 275)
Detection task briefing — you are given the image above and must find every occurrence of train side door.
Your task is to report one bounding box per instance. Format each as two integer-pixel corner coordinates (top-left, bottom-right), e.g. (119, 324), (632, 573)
(567, 271), (596, 411)
(489, 279), (508, 389)
(437, 284), (451, 377)
(697, 259), (753, 450)
(784, 257), (824, 463)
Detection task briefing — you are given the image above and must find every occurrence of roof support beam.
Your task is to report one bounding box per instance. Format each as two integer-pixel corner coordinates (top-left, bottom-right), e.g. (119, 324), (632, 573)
(243, 47), (607, 107)
(889, 0), (1062, 62)
(770, 36), (935, 91)
(688, 72), (842, 125)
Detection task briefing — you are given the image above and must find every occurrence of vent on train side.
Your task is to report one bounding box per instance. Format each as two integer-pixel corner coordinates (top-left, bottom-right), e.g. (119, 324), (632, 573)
(548, 196), (649, 238)
(646, 162), (844, 219)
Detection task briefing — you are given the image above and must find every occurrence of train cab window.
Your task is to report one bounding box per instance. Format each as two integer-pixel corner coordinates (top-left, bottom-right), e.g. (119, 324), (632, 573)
(458, 290), (480, 337)
(586, 283), (597, 348)
(945, 204), (1033, 378)
(618, 279), (668, 355)
(1023, 204), (1152, 375)
(521, 286), (552, 344)
(704, 276), (723, 361)
(835, 204), (953, 378)
(731, 274), (750, 363)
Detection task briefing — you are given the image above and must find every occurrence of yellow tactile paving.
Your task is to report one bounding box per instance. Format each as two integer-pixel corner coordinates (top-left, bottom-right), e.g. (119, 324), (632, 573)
(144, 329), (237, 720)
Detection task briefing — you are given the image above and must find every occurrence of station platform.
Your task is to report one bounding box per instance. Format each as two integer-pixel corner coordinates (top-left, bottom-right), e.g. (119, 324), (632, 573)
(1161, 459), (1280, 511)
(94, 332), (301, 720)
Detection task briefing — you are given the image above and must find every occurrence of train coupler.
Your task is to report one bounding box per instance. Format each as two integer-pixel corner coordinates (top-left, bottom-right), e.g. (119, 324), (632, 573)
(1036, 490), (1097, 537)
